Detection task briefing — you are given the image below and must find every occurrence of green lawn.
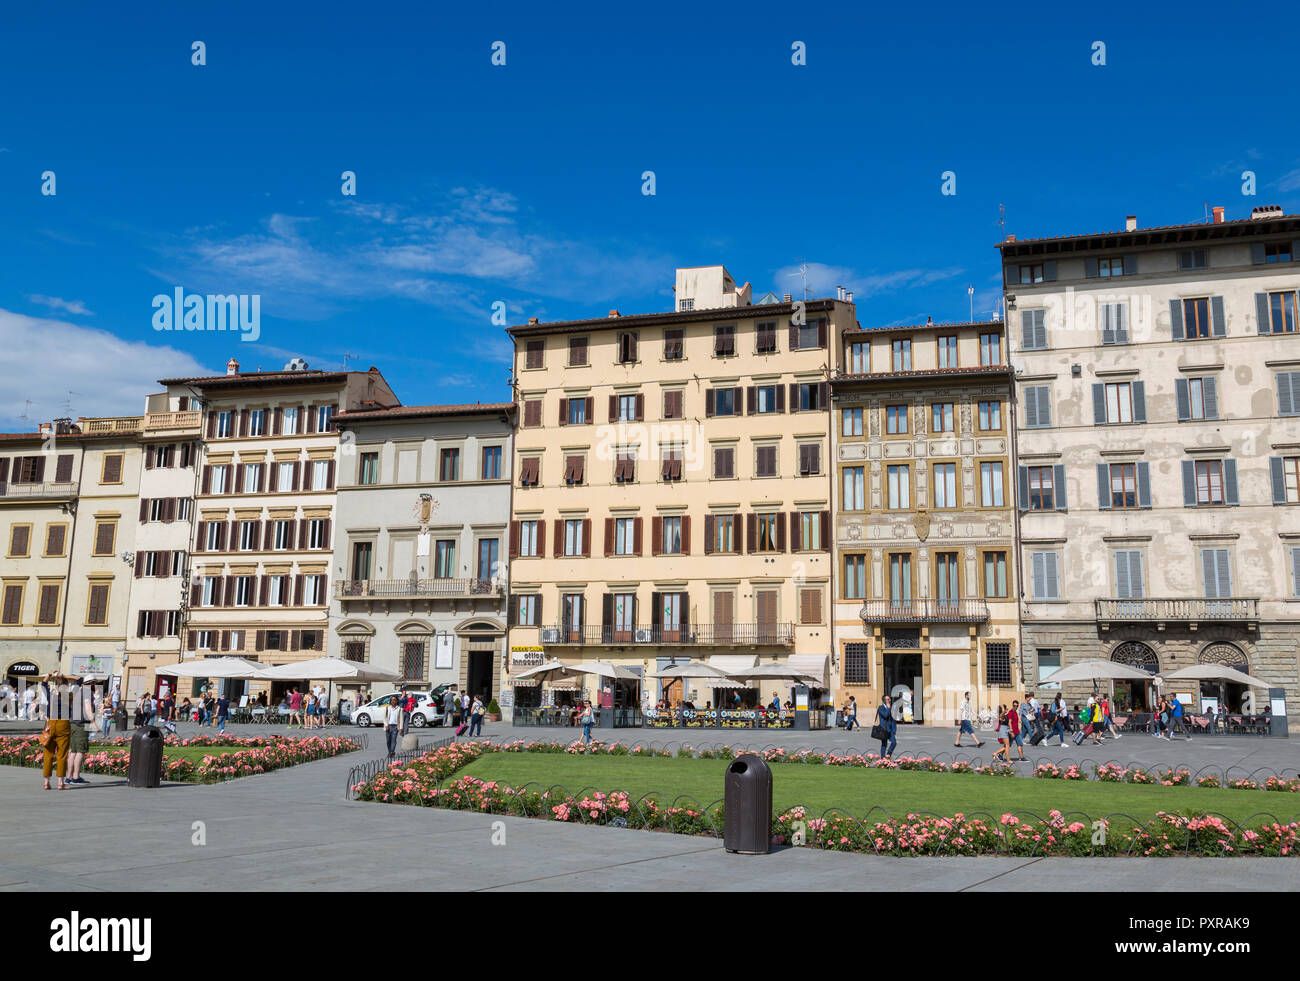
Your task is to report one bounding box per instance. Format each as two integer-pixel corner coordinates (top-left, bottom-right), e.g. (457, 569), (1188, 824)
(457, 753), (1300, 826)
(89, 743), (249, 764)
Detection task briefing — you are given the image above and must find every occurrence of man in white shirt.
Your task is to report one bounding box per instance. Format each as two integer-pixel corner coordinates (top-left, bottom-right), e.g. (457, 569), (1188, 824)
(383, 696), (403, 757)
(22, 684), (36, 720)
(954, 691), (984, 748)
(0, 683), (13, 719)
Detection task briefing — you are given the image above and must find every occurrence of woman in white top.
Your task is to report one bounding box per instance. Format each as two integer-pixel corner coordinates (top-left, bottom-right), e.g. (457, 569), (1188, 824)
(383, 696), (403, 757)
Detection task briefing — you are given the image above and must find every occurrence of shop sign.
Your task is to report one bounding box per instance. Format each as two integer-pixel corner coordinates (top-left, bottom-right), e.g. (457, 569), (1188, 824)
(510, 646), (545, 668)
(6, 661), (40, 677)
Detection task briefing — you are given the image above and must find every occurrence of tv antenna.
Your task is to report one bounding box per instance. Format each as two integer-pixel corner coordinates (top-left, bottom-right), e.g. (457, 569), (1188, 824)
(995, 203), (1007, 238)
(787, 260), (811, 300)
(65, 391), (81, 417)
(19, 399), (33, 422)
(342, 352), (357, 370)
(967, 285), (975, 323)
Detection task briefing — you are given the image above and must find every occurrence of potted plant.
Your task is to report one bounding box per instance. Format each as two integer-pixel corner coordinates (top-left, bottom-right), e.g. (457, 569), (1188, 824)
(486, 698), (502, 722)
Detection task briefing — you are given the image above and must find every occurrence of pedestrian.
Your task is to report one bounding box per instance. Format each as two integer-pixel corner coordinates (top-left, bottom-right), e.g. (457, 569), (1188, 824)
(1157, 696), (1173, 740)
(844, 695), (858, 731)
(579, 701), (593, 746)
(461, 691), (470, 725)
(66, 678), (94, 785)
(992, 705), (1011, 763)
(1102, 694), (1122, 739)
(469, 694), (485, 737)
(1170, 693), (1189, 737)
(289, 687), (303, 728)
(1008, 698), (1025, 761)
(954, 691), (984, 748)
(99, 688), (115, 739)
(40, 673), (72, 790)
(22, 683), (36, 721)
(304, 691), (317, 730)
(110, 683), (121, 725)
(873, 695), (897, 758)
(1081, 697), (1101, 745)
(383, 695), (402, 757)
(399, 690), (411, 735)
(318, 689), (330, 726)
(215, 692), (230, 734)
(0, 681), (13, 719)
(443, 686), (459, 728)
(768, 691), (781, 713)
(1047, 694), (1068, 747)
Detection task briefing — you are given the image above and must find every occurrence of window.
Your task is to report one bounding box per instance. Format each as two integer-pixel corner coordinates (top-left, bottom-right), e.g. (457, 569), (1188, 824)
(795, 383), (825, 411)
(234, 575), (254, 607)
(359, 453), (379, 485)
(201, 577), (218, 607)
(660, 446), (683, 482)
(402, 641), (427, 682)
(216, 411), (233, 438)
(935, 552), (960, 604)
(712, 446), (735, 479)
(1037, 649), (1062, 689)
(756, 322), (777, 354)
(568, 336), (588, 366)
(1104, 382), (1134, 424)
(302, 575), (325, 605)
(614, 517), (637, 555)
(351, 541), (372, 580)
(525, 339), (545, 369)
(316, 405), (334, 432)
(247, 409), (265, 437)
(439, 448), (460, 482)
(1179, 249), (1208, 271)
(272, 520), (292, 550)
(712, 514), (737, 553)
(1176, 377), (1217, 421)
(481, 446), (502, 480)
(563, 455), (585, 486)
(523, 399), (542, 428)
(1114, 550), (1145, 599)
(891, 339), (912, 371)
(842, 466), (865, 510)
(932, 463), (957, 508)
(516, 594), (539, 626)
(755, 514), (779, 552)
(980, 461), (1004, 507)
(281, 406), (299, 435)
(1023, 386), (1052, 428)
(617, 331), (638, 364)
(937, 335), (958, 369)
(44, 524), (66, 557)
(844, 554), (867, 599)
(1019, 263), (1044, 285)
(1027, 467), (1055, 510)
(842, 407), (863, 436)
(797, 511), (822, 551)
(1195, 460), (1225, 505)
(887, 464), (910, 509)
(518, 520), (540, 556)
(8, 525), (30, 557)
(714, 325), (735, 357)
(1030, 552), (1059, 600)
(978, 400), (1001, 431)
(980, 332), (1001, 366)
(1100, 303), (1129, 344)
(101, 453), (124, 483)
(617, 394), (637, 422)
(886, 404), (908, 434)
(847, 342), (868, 374)
(1106, 462), (1137, 508)
(1020, 309), (1047, 350)
(86, 583), (110, 625)
(210, 465), (230, 494)
(238, 520), (259, 551)
(888, 553), (911, 602)
(267, 574), (288, 607)
(307, 518), (326, 549)
(755, 445), (778, 478)
(477, 538), (499, 582)
(519, 457), (540, 487)
(1098, 257), (1126, 278)
(243, 463), (262, 493)
(311, 459), (330, 489)
(712, 388), (737, 416)
(797, 443), (820, 476)
(983, 552), (1008, 598)
(614, 449), (636, 484)
(563, 519), (585, 556)
(663, 390), (684, 419)
(1201, 548), (1232, 598)
(1275, 457), (1300, 504)
(799, 587), (823, 625)
(204, 522), (222, 551)
(843, 643), (870, 685)
(1263, 241), (1294, 264)
(679, 298), (694, 312)
(0, 584), (22, 625)
(1268, 291), (1300, 334)
(931, 403), (954, 433)
(92, 520), (116, 556)
(566, 399), (588, 425)
(1183, 298), (1212, 339)
(661, 516), (683, 555)
(986, 642), (1012, 686)
(434, 540), (456, 578)
(754, 385), (779, 414)
(663, 329), (684, 360)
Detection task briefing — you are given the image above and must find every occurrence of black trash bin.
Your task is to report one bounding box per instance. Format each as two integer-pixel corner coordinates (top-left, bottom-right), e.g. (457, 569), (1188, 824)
(115, 707), (128, 732)
(127, 725), (165, 788)
(723, 753), (772, 854)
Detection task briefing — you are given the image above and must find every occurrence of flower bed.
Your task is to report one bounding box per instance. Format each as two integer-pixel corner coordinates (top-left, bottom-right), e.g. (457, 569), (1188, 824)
(350, 740), (1300, 858)
(0, 734), (360, 783)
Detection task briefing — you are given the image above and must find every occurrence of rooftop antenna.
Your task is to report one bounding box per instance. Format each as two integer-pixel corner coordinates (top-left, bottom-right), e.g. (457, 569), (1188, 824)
(342, 352), (357, 370)
(65, 391), (81, 417)
(19, 399), (33, 422)
(967, 285), (975, 323)
(787, 260), (811, 300)
(995, 203), (1007, 238)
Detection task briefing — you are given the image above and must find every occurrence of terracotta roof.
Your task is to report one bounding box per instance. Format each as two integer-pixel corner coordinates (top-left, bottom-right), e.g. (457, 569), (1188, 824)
(832, 365), (1013, 385)
(844, 319), (1004, 335)
(0, 432), (45, 442)
(997, 212), (1300, 253)
(336, 402), (516, 422)
(157, 369), (351, 387)
(508, 298), (843, 337)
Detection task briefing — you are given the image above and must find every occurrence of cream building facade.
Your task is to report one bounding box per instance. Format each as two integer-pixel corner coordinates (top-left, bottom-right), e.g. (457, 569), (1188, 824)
(1001, 206), (1300, 716)
(505, 266), (850, 714)
(831, 320), (1019, 724)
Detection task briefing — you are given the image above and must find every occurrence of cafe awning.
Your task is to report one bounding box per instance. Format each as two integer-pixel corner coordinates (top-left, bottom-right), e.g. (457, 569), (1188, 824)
(704, 654), (755, 688)
(787, 654), (829, 687)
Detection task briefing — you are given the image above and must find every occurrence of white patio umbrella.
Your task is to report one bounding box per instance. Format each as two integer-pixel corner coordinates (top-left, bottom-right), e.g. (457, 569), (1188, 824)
(649, 662), (736, 681)
(155, 657), (270, 679)
(570, 661), (641, 681)
(513, 659), (588, 682)
(1164, 664), (1271, 688)
(1047, 659), (1154, 684)
(734, 664), (823, 685)
(257, 657), (400, 682)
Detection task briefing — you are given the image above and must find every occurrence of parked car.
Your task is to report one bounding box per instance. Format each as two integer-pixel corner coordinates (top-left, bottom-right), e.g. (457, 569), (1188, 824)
(351, 692), (444, 728)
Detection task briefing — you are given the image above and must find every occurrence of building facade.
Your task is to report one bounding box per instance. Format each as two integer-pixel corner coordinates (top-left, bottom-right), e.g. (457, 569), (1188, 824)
(831, 319), (1019, 723)
(1002, 206), (1300, 716)
(330, 403), (514, 704)
(504, 266), (849, 714)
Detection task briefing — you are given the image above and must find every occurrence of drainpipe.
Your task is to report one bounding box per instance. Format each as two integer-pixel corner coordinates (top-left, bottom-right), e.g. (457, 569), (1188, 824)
(1008, 366), (1028, 692)
(54, 430), (87, 674)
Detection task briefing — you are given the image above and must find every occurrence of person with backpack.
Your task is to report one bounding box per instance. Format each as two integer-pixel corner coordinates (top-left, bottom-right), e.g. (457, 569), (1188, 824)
(1007, 699), (1025, 761)
(469, 695), (485, 737)
(1046, 695), (1068, 747)
(954, 691), (984, 748)
(991, 705), (1011, 763)
(579, 702), (593, 747)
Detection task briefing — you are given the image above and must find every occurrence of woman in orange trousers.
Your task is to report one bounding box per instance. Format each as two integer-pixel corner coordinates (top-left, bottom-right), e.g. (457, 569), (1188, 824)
(41, 672), (71, 790)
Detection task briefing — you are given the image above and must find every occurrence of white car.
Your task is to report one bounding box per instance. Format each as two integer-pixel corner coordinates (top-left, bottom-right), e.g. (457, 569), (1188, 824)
(351, 692), (444, 728)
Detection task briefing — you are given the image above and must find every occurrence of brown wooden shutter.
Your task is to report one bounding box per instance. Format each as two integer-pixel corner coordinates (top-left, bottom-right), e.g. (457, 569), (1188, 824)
(46, 524), (65, 556)
(509, 521), (520, 559)
(190, 583), (201, 607)
(55, 455), (74, 482)
(206, 413), (217, 439)
(273, 407), (282, 435)
(704, 514), (715, 554)
(234, 465), (245, 494)
(789, 321), (799, 349)
(262, 520), (272, 550)
(705, 390), (714, 418)
(327, 459), (335, 489)
(582, 518), (592, 557)
(165, 497), (177, 522)
(306, 407), (317, 434)
(746, 514), (757, 554)
(604, 518), (614, 557)
(537, 520), (546, 558)
(680, 515), (691, 555)
(255, 630), (265, 651)
(633, 517), (643, 555)
(559, 398), (568, 426)
(294, 576), (304, 606)
(2, 585), (20, 623)
(776, 513), (787, 552)
(776, 385), (786, 412)
(292, 461), (301, 490)
(817, 318), (827, 348)
(554, 520), (565, 557)
(818, 382), (830, 409)
(298, 519), (308, 549)
(194, 521), (206, 552)
(820, 510), (831, 552)
(608, 395), (617, 422)
(652, 516), (663, 556)
(302, 462), (314, 491)
(39, 584), (58, 624)
(290, 630), (300, 651)
(139, 498), (149, 522)
(790, 511), (802, 551)
(788, 383), (799, 410)
(202, 466), (212, 494)
(220, 630), (230, 651)
(94, 522), (113, 554)
(635, 394), (645, 421)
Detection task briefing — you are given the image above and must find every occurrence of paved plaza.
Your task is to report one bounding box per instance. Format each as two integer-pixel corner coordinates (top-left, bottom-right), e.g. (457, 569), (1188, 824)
(2, 719), (1299, 891)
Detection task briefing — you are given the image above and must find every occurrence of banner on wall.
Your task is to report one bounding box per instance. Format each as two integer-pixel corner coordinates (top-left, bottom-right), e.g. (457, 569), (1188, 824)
(435, 633), (454, 670)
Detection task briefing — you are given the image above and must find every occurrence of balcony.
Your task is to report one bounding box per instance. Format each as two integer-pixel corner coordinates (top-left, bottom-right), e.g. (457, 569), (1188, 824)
(335, 578), (503, 601)
(1095, 597), (1259, 630)
(0, 481), (78, 501)
(79, 416), (143, 435)
(859, 599), (990, 623)
(144, 410), (203, 435)
(539, 623), (796, 647)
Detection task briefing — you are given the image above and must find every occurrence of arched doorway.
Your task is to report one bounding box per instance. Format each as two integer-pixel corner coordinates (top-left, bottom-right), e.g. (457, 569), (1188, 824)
(458, 619), (504, 706)
(1110, 641), (1158, 711)
(1198, 643), (1251, 713)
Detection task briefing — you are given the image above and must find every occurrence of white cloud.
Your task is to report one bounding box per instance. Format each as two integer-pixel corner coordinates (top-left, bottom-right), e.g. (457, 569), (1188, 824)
(28, 294), (93, 316)
(0, 309), (212, 429)
(1276, 169), (1300, 192)
(771, 262), (964, 300)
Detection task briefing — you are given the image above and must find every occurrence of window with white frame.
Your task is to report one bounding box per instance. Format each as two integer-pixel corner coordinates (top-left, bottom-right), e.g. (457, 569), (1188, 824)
(519, 520), (540, 557)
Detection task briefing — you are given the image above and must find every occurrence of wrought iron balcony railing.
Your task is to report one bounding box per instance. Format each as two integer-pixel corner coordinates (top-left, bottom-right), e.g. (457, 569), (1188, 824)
(538, 623), (796, 647)
(859, 598), (989, 623)
(1095, 597), (1259, 623)
(335, 578), (502, 600)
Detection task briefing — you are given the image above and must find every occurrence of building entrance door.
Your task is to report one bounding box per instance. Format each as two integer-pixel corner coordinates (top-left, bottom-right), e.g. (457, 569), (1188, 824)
(884, 651), (922, 722)
(466, 650), (494, 703)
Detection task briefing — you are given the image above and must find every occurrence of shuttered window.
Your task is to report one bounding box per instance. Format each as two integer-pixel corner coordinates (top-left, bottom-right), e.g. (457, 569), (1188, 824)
(45, 524), (66, 556)
(1, 585), (22, 624)
(1183, 459), (1238, 506)
(1277, 372), (1300, 416)
(9, 525), (30, 557)
(1291, 548), (1300, 599)
(1270, 457), (1300, 504)
(568, 336), (588, 366)
(523, 399), (542, 428)
(1100, 302), (1129, 344)
(86, 583), (110, 625)
(712, 446), (735, 479)
(1023, 385), (1051, 428)
(93, 521), (116, 556)
(799, 588), (823, 625)
(714, 325), (735, 357)
(525, 339), (544, 369)
(1200, 548), (1233, 599)
(1020, 309), (1047, 350)
(1113, 550), (1145, 599)
(843, 554), (867, 599)
(1031, 552), (1060, 600)
(663, 329), (684, 360)
(37, 583), (60, 624)
(756, 445), (778, 478)
(663, 389), (684, 419)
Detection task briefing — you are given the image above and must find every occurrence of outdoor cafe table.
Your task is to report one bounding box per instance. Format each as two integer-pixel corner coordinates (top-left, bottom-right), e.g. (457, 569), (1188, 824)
(647, 708), (795, 729)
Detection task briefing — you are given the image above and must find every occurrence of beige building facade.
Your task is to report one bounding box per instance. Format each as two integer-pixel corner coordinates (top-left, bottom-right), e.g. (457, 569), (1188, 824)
(830, 320), (1019, 724)
(1002, 206), (1300, 716)
(505, 267), (850, 715)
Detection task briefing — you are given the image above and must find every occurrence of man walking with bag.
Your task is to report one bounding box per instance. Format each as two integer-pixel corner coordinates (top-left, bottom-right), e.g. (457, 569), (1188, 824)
(954, 691), (984, 748)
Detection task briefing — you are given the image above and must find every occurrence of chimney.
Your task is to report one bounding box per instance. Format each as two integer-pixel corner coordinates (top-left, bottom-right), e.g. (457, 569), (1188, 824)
(607, 309), (620, 318)
(226, 358), (240, 376)
(846, 291), (854, 303)
(527, 317), (538, 325)
(1005, 234), (1016, 242)
(1250, 204), (1282, 221)
(1212, 206), (1225, 224)
(1125, 215), (1137, 231)
(836, 285), (845, 301)
(782, 293), (792, 303)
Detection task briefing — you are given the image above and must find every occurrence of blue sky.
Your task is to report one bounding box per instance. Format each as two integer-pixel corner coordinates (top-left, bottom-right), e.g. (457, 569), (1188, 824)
(2, 1), (1298, 427)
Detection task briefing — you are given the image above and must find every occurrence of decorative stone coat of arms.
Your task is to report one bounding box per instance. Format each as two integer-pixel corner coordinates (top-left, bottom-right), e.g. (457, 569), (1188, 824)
(912, 510), (931, 541)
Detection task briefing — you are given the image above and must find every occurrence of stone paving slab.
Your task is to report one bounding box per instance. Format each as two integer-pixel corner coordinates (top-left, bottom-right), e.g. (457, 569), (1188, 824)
(2, 743), (1299, 891)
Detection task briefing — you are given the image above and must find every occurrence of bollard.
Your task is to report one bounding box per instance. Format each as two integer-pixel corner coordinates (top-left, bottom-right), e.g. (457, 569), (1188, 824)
(723, 753), (773, 854)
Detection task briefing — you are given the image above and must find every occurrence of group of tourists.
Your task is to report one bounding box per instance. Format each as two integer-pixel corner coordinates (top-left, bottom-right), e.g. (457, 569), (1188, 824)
(32, 673), (99, 790)
(280, 687), (330, 728)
